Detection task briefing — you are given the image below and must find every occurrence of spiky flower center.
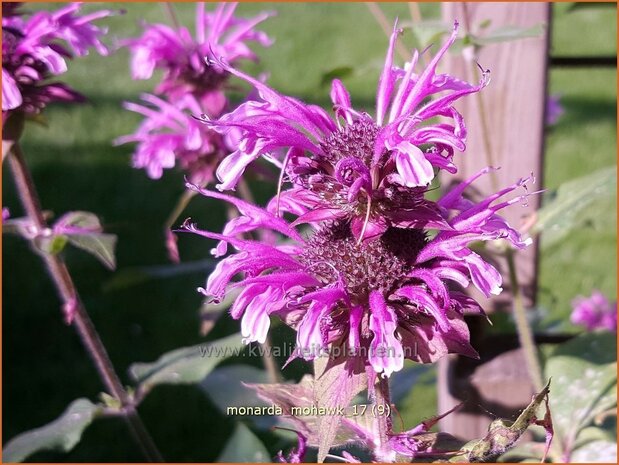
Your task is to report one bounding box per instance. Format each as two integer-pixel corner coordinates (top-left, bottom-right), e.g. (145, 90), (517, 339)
(300, 222), (426, 300)
(320, 118), (381, 165)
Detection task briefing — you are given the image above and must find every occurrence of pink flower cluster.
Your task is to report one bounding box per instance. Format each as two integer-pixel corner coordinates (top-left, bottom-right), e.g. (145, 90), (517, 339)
(187, 22), (536, 379)
(2, 2), (112, 122)
(116, 3), (272, 184)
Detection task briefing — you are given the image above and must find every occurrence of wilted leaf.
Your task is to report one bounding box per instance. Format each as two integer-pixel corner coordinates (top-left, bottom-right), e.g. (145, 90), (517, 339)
(533, 166), (617, 248)
(130, 333), (244, 395)
(216, 423), (270, 463)
(456, 380), (552, 463)
(545, 333), (617, 448)
(3, 399), (100, 462)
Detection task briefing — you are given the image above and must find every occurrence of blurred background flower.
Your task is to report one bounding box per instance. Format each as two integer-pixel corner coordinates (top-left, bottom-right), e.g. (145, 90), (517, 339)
(2, 2), (112, 121)
(571, 290), (617, 332)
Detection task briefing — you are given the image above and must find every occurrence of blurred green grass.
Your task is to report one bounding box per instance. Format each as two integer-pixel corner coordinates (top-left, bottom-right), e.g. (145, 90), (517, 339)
(2, 2), (616, 462)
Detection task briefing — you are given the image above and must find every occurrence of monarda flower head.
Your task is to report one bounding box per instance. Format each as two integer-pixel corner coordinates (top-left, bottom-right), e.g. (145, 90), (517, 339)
(123, 2), (273, 112)
(118, 3), (272, 182)
(203, 21), (489, 241)
(2, 2), (112, 121)
(571, 290), (617, 332)
(114, 93), (234, 183)
(185, 168), (533, 378)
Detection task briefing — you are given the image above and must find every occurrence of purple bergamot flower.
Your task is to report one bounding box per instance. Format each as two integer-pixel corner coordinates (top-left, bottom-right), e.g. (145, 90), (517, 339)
(571, 290), (617, 332)
(122, 2), (272, 111)
(202, 21), (488, 242)
(114, 93), (237, 183)
(184, 168), (533, 378)
(2, 2), (112, 121)
(117, 3), (272, 183)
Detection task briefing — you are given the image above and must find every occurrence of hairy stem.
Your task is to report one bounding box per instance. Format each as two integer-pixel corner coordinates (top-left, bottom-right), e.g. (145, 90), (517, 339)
(505, 248), (544, 392)
(373, 376), (395, 462)
(8, 143), (164, 462)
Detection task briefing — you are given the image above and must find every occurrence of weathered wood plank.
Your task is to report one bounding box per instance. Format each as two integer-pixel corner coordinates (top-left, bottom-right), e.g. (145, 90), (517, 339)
(438, 2), (551, 440)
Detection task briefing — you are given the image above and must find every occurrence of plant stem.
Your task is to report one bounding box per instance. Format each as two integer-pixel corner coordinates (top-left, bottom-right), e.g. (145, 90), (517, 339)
(373, 376), (395, 462)
(8, 143), (164, 462)
(505, 247), (544, 392)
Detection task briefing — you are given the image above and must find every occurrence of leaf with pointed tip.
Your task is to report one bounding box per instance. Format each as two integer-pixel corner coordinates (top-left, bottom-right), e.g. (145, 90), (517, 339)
(53, 211), (117, 270)
(216, 423), (270, 463)
(313, 356), (367, 462)
(545, 332), (617, 444)
(533, 166), (617, 248)
(130, 333), (244, 395)
(3, 399), (100, 462)
(54, 211), (102, 231)
(66, 233), (117, 270)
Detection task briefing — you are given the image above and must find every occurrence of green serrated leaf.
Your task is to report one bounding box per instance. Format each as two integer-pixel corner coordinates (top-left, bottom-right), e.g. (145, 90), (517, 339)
(66, 233), (117, 270)
(3, 398), (100, 462)
(320, 66), (354, 87)
(130, 333), (244, 395)
(534, 166), (617, 248)
(545, 333), (617, 446)
(216, 423), (270, 462)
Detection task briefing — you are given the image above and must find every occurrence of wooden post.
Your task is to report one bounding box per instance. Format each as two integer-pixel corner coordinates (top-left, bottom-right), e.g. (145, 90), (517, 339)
(438, 2), (551, 440)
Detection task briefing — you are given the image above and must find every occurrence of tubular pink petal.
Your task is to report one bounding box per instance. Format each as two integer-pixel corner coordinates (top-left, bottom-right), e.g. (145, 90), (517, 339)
(376, 23), (402, 126)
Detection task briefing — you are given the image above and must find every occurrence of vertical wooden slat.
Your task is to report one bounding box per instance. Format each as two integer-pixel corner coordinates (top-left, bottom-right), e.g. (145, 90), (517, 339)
(438, 2), (550, 440)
